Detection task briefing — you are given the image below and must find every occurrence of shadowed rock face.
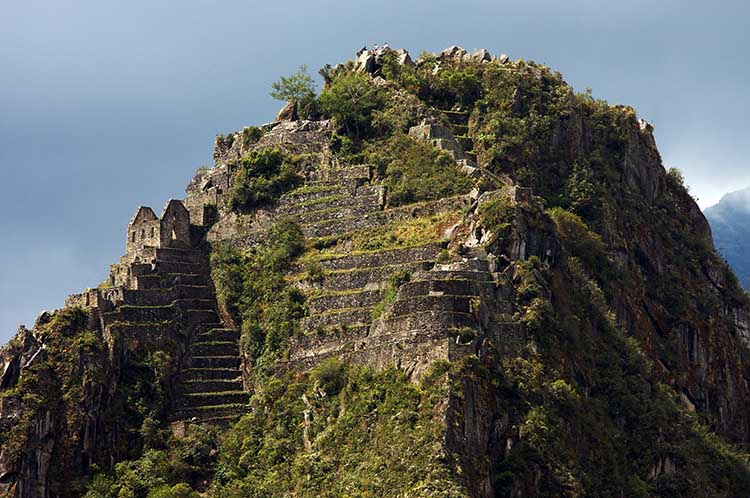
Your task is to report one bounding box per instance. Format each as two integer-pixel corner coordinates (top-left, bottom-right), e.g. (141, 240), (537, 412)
(705, 186), (750, 289)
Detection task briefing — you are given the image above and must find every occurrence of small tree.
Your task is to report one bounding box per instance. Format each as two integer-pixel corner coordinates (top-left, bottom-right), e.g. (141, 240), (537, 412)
(270, 65), (317, 117)
(318, 71), (384, 138)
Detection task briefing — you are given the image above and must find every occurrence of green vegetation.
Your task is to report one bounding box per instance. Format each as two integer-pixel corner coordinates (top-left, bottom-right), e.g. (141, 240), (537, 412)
(371, 269), (411, 320)
(209, 360), (467, 497)
(228, 148), (303, 212)
(318, 71), (386, 139)
(547, 207), (608, 276)
(478, 194), (515, 245)
(270, 65), (318, 118)
(0, 308), (183, 497)
(304, 210), (461, 259)
(85, 426), (217, 498)
(368, 134), (473, 207)
(241, 126), (263, 145)
(211, 219), (306, 376)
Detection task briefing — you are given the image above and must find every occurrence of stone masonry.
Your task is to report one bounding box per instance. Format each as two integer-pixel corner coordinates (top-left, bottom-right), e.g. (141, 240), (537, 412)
(183, 115), (525, 380)
(66, 200), (248, 427)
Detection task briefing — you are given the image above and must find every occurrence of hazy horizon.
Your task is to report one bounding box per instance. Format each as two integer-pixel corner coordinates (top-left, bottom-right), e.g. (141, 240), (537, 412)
(2, 0), (749, 342)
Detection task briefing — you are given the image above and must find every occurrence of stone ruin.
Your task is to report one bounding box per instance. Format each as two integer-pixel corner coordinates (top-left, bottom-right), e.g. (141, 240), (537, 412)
(66, 199), (193, 307)
(109, 199), (192, 287)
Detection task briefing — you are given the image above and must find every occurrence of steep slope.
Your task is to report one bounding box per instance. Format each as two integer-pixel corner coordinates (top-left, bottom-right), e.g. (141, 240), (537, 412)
(705, 186), (750, 289)
(2, 45), (750, 498)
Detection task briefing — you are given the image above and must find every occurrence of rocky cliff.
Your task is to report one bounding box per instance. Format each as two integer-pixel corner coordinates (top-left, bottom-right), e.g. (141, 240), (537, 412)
(2, 45), (750, 497)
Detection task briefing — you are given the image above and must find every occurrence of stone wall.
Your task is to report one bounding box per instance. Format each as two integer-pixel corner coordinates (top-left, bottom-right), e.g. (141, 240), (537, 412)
(159, 200), (191, 248)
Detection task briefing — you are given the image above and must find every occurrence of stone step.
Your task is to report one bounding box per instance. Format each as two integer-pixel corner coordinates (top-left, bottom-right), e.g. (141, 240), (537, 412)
(396, 279), (495, 299)
(197, 327), (240, 342)
(450, 124), (469, 136)
(106, 320), (174, 335)
(441, 109), (470, 125)
(292, 201), (382, 225)
(300, 195), (471, 239)
(412, 269), (496, 282)
(139, 246), (207, 264)
(377, 311), (476, 336)
(192, 340), (239, 356)
(195, 322), (225, 332)
(121, 285), (213, 306)
(306, 164), (371, 183)
(455, 135), (474, 151)
(306, 176), (367, 190)
(102, 300), (215, 325)
(278, 185), (352, 207)
(434, 258), (491, 272)
(289, 325), (368, 364)
(307, 290), (383, 315)
(280, 194), (382, 219)
(153, 260), (208, 275)
(135, 273), (207, 290)
(312, 244), (443, 272)
(307, 261), (433, 292)
(191, 355), (241, 369)
(174, 403), (248, 421)
(102, 305), (174, 324)
(155, 247), (207, 264)
(180, 390), (250, 408)
(301, 307), (373, 333)
(299, 322), (369, 338)
(186, 309), (221, 325)
(391, 295), (472, 317)
(178, 298), (216, 310)
(183, 368), (241, 381)
(183, 379), (244, 394)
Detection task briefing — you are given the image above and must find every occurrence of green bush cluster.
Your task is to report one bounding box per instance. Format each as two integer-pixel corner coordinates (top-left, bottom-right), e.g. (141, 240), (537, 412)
(378, 51), (481, 110)
(478, 194), (516, 245)
(228, 148), (302, 213)
(210, 219), (306, 377)
(488, 254), (750, 497)
(269, 65), (318, 119)
(367, 134), (472, 207)
(209, 360), (468, 497)
(547, 207), (607, 273)
(318, 71), (387, 139)
(84, 425), (218, 498)
(371, 269), (411, 320)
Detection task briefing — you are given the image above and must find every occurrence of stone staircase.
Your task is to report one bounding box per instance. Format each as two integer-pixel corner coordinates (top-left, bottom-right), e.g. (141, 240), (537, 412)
(362, 248), (505, 377)
(298, 244), (445, 334)
(439, 109), (477, 166)
(237, 158), (471, 248)
(95, 246), (249, 425)
(232, 159), (460, 370)
(175, 323), (247, 424)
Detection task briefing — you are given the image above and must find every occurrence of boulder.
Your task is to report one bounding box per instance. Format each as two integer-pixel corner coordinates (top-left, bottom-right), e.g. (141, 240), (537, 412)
(472, 48), (492, 63)
(275, 100), (298, 122)
(440, 45), (467, 61)
(355, 51), (376, 73)
(396, 48), (414, 66)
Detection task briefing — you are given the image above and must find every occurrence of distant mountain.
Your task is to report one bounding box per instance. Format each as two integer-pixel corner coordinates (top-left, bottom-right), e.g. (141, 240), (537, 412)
(705, 186), (750, 289)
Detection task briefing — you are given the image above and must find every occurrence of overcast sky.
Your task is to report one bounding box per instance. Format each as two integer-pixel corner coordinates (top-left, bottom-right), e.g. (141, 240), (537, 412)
(1, 0), (748, 343)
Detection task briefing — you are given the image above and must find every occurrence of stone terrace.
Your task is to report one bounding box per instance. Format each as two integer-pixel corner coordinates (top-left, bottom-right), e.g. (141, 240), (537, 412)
(182, 113), (521, 377)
